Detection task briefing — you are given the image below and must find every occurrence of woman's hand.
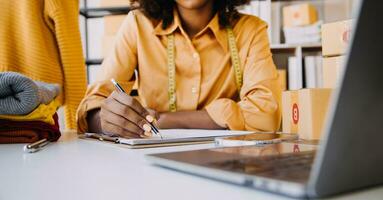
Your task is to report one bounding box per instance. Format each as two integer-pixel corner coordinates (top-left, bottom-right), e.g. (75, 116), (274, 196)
(86, 93), (225, 136)
(99, 91), (155, 138)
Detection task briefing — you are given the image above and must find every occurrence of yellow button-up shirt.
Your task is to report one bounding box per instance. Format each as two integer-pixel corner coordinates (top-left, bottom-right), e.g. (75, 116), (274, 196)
(77, 9), (281, 133)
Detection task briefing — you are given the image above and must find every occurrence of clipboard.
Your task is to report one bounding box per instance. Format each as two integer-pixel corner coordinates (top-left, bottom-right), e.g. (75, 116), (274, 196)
(81, 129), (252, 149)
(117, 141), (212, 149)
(79, 134), (212, 149)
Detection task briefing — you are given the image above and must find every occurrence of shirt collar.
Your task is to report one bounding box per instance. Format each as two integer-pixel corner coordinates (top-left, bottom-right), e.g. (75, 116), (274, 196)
(206, 13), (228, 53)
(153, 9), (229, 53)
(153, 9), (180, 36)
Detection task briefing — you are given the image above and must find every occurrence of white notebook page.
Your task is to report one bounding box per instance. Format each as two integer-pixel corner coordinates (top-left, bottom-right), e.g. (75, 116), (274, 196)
(118, 129), (252, 145)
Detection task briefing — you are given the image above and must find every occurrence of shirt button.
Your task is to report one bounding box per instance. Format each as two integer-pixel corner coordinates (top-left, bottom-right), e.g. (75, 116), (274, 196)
(191, 87), (197, 94)
(192, 53), (199, 59)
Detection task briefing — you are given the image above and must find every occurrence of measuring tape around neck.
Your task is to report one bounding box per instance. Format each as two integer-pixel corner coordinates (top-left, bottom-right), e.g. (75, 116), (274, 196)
(167, 34), (177, 112)
(166, 27), (242, 112)
(226, 27), (243, 92)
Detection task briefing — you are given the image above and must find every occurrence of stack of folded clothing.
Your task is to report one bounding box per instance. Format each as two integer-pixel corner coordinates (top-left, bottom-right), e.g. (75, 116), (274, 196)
(0, 72), (61, 144)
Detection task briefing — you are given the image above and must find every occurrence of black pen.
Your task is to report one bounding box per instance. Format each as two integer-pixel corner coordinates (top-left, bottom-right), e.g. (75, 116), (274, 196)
(110, 79), (162, 138)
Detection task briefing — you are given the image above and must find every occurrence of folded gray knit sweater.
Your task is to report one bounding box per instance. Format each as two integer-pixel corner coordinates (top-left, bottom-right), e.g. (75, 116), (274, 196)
(0, 72), (60, 115)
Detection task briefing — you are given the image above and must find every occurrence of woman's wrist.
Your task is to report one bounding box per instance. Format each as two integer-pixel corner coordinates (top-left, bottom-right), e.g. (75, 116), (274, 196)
(157, 112), (179, 129)
(157, 110), (225, 130)
(87, 109), (102, 133)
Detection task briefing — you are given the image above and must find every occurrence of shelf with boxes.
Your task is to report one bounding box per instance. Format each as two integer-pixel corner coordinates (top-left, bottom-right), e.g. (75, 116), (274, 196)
(242, 0), (356, 94)
(273, 2), (324, 93)
(239, 1), (327, 96)
(266, 0), (356, 143)
(282, 19), (354, 141)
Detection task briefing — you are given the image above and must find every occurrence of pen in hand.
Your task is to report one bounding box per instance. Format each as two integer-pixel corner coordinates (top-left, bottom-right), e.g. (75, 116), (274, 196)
(110, 79), (162, 139)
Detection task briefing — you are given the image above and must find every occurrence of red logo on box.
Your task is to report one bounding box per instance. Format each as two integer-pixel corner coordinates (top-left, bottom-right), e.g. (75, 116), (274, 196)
(292, 103), (299, 124)
(342, 29), (352, 43)
(293, 12), (300, 19)
(293, 144), (300, 152)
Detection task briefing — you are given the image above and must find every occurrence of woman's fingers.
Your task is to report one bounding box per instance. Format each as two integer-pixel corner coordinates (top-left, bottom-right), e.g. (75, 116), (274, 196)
(110, 91), (151, 118)
(101, 120), (141, 138)
(100, 108), (144, 136)
(103, 96), (151, 130)
(99, 91), (155, 137)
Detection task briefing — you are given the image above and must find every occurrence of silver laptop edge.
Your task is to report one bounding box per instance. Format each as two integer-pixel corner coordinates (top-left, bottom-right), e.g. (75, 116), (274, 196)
(306, 0), (364, 197)
(307, 1), (383, 197)
(147, 156), (308, 197)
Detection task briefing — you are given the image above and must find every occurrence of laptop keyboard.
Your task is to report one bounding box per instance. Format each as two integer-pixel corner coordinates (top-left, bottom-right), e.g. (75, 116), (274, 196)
(207, 150), (316, 183)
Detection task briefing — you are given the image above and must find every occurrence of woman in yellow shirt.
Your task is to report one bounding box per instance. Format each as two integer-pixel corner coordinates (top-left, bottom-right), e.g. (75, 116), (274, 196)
(77, 0), (282, 138)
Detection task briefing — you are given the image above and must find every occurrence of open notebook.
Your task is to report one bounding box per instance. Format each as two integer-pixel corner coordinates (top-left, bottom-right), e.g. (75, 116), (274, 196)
(119, 129), (251, 145)
(84, 129), (252, 148)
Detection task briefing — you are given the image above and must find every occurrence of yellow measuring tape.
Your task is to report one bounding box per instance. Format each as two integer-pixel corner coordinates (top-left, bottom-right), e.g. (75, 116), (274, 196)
(167, 34), (177, 112)
(226, 27), (243, 92)
(167, 27), (242, 112)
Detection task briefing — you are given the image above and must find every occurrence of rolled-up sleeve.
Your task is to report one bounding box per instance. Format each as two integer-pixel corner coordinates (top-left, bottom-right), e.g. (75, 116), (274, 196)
(76, 12), (138, 133)
(206, 23), (282, 131)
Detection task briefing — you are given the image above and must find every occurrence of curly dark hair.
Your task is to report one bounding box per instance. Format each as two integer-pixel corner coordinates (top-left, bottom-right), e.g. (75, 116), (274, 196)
(129, 0), (251, 29)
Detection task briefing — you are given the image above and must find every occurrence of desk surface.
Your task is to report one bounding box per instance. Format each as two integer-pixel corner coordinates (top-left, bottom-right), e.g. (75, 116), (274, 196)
(1, 131), (382, 200)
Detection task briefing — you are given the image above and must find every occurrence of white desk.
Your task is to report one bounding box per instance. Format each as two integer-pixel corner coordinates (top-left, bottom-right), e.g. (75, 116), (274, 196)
(1, 131), (382, 200)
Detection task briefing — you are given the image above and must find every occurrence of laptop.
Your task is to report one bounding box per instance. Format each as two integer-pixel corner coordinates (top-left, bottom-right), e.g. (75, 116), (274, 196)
(147, 1), (383, 198)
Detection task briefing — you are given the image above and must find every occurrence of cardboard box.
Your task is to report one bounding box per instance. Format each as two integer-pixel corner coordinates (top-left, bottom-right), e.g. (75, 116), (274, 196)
(322, 56), (346, 88)
(282, 90), (299, 134)
(100, 0), (131, 7)
(104, 15), (127, 35)
(277, 70), (287, 91)
(323, 0), (354, 22)
(322, 20), (353, 57)
(102, 35), (116, 58)
(282, 89), (333, 140)
(283, 3), (318, 27)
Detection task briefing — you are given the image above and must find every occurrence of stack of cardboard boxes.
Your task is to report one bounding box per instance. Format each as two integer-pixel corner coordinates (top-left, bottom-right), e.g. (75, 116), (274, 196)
(282, 3), (323, 93)
(282, 3), (321, 44)
(282, 19), (353, 141)
(321, 20), (353, 88)
(282, 88), (332, 141)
